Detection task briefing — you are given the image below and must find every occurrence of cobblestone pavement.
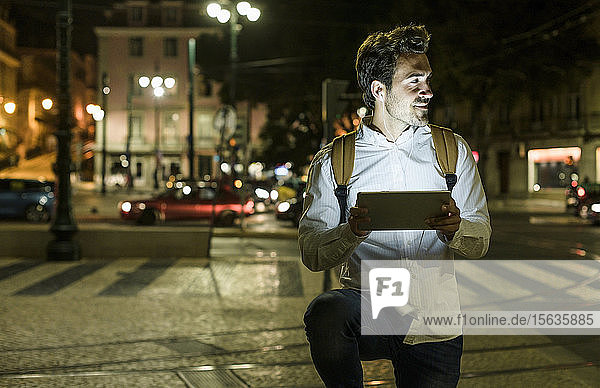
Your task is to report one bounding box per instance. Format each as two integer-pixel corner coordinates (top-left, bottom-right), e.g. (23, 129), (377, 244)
(1, 236), (599, 387)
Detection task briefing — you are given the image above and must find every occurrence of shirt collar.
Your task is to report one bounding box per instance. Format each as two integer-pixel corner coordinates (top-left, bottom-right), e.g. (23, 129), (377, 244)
(359, 115), (430, 147)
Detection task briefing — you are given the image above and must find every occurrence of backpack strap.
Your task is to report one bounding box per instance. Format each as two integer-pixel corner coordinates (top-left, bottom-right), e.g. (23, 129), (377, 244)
(430, 124), (458, 192)
(331, 131), (356, 224)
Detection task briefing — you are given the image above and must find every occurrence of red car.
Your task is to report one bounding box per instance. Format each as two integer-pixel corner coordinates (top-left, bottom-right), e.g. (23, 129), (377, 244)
(119, 184), (254, 226)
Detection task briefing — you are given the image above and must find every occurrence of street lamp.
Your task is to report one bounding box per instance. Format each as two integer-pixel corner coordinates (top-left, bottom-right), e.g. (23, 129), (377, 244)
(42, 98), (53, 110)
(206, 1), (261, 103)
(137, 74), (173, 189)
(3, 101), (16, 114)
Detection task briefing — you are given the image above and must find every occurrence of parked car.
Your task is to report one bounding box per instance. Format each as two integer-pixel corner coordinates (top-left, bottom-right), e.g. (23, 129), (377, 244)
(119, 183), (254, 226)
(275, 182), (306, 226)
(0, 179), (55, 222)
(576, 183), (600, 225)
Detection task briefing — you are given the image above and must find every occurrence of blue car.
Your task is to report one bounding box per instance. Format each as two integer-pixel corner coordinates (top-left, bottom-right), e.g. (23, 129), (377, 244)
(0, 179), (55, 222)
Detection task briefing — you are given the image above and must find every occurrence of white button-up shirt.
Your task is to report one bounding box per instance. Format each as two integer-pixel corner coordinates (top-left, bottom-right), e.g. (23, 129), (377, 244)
(299, 121), (491, 344)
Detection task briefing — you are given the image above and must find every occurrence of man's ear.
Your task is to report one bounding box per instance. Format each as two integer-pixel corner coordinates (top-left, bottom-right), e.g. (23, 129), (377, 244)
(370, 80), (385, 103)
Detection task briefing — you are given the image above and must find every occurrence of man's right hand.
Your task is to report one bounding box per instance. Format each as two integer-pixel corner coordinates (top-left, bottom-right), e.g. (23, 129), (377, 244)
(349, 206), (371, 237)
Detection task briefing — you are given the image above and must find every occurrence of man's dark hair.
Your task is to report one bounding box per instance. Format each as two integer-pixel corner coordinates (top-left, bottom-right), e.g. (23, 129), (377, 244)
(356, 24), (430, 109)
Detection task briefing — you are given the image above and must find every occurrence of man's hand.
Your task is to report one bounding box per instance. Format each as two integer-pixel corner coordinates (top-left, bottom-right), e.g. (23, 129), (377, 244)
(425, 198), (461, 240)
(349, 206), (371, 237)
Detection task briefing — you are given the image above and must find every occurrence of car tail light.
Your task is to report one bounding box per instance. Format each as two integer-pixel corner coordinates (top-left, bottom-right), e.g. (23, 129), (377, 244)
(244, 200), (254, 213)
(577, 187), (586, 198)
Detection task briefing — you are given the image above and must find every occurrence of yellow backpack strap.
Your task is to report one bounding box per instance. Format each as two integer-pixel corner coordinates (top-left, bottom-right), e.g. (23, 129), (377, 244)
(430, 124), (458, 191)
(331, 131), (356, 224)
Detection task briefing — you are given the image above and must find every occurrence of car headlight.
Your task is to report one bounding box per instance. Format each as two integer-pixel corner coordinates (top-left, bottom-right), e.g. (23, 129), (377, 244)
(591, 203), (600, 213)
(121, 201), (132, 212)
(270, 189), (279, 201)
(255, 188), (269, 199)
(277, 201), (291, 213)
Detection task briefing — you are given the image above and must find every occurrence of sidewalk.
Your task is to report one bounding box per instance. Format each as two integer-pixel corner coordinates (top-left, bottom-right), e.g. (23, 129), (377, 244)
(1, 247), (599, 386)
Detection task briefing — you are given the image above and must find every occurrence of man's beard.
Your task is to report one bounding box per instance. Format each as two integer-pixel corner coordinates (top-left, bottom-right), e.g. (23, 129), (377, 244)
(384, 95), (429, 127)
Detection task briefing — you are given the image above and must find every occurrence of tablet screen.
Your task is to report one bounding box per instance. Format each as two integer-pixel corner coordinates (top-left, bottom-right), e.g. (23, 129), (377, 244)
(356, 191), (450, 230)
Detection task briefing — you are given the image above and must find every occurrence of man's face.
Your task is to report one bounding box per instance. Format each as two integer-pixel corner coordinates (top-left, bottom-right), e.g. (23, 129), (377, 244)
(384, 53), (433, 126)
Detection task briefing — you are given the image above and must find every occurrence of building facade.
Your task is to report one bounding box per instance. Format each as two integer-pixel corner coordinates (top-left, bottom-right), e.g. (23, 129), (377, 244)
(94, 0), (227, 190)
(0, 5), (20, 168)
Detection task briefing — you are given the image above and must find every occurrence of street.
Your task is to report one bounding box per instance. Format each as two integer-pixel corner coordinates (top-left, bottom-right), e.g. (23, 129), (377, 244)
(0, 200), (599, 386)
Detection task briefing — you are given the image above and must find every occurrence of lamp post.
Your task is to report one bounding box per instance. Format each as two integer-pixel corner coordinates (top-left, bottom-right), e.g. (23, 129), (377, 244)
(206, 1), (260, 229)
(138, 75), (173, 190)
(47, 0), (79, 260)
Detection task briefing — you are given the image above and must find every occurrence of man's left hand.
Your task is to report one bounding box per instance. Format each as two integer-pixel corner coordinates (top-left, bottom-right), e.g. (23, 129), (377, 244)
(425, 198), (461, 240)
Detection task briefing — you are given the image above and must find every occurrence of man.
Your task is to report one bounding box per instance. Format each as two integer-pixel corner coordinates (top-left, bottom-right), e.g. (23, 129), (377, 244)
(299, 24), (491, 387)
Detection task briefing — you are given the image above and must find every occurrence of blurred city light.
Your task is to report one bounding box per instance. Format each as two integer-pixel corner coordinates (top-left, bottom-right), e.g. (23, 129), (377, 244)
(277, 202), (290, 213)
(3, 102), (16, 114)
(357, 106), (368, 117)
(220, 162), (231, 174)
(41, 98), (53, 110)
(86, 103), (100, 114)
(533, 184), (541, 192)
(591, 204), (600, 213)
(183, 185), (192, 195)
(217, 9), (231, 23)
(255, 188), (269, 199)
(138, 76), (150, 88)
(102, 86), (111, 95)
(234, 179), (243, 188)
(207, 3), (221, 17)
(121, 202), (132, 212)
(577, 187), (586, 197)
(274, 165), (289, 176)
(237, 2), (251, 15)
(247, 7), (260, 21)
(138, 203), (146, 210)
(270, 189), (279, 201)
(164, 77), (176, 89)
(151, 76), (163, 88)
(175, 181), (183, 189)
(92, 109), (105, 121)
(153, 87), (165, 97)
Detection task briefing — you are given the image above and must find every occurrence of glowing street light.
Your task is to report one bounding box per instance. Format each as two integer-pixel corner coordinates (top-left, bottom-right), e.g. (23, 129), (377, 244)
(151, 76), (163, 88)
(86, 103), (101, 115)
(138, 76), (150, 88)
(217, 8), (231, 23)
(164, 77), (176, 89)
(42, 98), (53, 110)
(92, 109), (105, 121)
(3, 102), (16, 114)
(247, 7), (260, 21)
(236, 2), (250, 15)
(153, 87), (165, 97)
(206, 3), (221, 17)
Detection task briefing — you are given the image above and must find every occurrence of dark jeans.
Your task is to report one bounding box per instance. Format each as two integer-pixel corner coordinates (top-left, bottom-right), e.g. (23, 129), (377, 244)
(304, 289), (463, 388)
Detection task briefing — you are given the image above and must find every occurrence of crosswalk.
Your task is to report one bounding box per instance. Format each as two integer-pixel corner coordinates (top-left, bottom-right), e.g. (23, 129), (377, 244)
(1, 258), (599, 314)
(0, 258), (305, 298)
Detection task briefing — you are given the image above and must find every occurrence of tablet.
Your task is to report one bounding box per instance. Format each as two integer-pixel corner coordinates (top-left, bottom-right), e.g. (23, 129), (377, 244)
(356, 191), (450, 231)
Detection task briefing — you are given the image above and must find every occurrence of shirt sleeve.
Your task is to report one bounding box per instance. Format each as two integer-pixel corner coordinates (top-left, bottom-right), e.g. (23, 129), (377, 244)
(298, 148), (367, 272)
(439, 134), (491, 258)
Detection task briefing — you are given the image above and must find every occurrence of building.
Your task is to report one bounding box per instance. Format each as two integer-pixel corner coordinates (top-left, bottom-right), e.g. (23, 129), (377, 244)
(94, 0), (229, 190)
(16, 48), (97, 179)
(0, 4), (20, 169)
(432, 15), (600, 199)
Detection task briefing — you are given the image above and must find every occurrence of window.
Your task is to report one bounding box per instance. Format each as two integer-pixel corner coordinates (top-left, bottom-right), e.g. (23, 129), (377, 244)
(136, 162), (142, 178)
(163, 7), (179, 25)
(128, 6), (145, 26)
(129, 38), (144, 57)
(162, 111), (180, 144)
(128, 74), (142, 96)
(131, 115), (143, 139)
(164, 38), (178, 57)
(568, 94), (581, 120)
(499, 104), (510, 124)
